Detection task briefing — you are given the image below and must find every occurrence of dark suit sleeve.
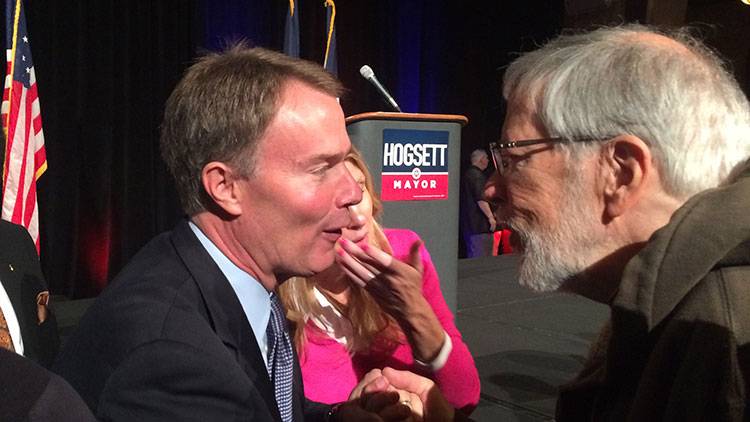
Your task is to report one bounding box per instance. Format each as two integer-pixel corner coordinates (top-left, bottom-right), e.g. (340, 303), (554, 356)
(97, 340), (269, 422)
(302, 398), (332, 422)
(28, 373), (97, 422)
(0, 347), (95, 422)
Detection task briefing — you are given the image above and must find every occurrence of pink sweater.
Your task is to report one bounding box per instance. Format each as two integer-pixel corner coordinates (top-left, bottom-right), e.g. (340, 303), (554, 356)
(298, 229), (480, 412)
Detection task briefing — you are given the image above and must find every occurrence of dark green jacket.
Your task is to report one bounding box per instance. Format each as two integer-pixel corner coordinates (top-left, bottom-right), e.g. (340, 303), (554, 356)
(557, 162), (750, 421)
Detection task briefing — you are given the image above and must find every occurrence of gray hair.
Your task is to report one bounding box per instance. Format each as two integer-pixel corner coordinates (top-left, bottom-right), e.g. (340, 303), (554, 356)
(470, 148), (488, 165)
(503, 24), (750, 199)
(160, 44), (344, 215)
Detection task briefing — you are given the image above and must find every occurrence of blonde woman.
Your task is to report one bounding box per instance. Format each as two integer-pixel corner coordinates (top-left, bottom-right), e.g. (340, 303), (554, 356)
(279, 148), (479, 413)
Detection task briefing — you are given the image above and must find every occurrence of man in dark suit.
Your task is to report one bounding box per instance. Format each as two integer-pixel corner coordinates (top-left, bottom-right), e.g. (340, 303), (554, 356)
(0, 219), (59, 368)
(54, 46), (405, 421)
(460, 149), (496, 257)
(0, 220), (93, 421)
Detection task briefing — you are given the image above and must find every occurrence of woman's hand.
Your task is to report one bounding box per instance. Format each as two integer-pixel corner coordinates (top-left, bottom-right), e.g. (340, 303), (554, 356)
(348, 369), (425, 422)
(335, 238), (446, 363)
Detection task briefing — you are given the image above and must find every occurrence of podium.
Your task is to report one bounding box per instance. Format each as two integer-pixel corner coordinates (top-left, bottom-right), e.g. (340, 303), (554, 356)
(346, 112), (468, 313)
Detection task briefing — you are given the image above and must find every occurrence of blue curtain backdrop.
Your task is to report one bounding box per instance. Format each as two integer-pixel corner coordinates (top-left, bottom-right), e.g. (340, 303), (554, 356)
(200, 0), (562, 151)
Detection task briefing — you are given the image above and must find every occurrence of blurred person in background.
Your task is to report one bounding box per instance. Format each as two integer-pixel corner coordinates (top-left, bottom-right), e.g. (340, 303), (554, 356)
(460, 149), (496, 257)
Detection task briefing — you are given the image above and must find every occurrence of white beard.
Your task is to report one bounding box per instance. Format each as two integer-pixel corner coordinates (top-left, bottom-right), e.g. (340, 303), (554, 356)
(509, 172), (601, 292)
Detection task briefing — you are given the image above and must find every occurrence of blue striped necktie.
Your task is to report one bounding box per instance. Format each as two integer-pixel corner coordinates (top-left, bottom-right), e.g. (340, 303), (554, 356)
(267, 293), (293, 422)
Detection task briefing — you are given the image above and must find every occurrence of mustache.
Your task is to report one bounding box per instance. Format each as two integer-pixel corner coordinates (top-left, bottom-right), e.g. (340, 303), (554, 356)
(502, 216), (531, 241)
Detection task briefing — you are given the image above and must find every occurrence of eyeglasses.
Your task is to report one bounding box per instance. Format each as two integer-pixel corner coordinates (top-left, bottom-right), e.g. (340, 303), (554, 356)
(489, 137), (600, 176)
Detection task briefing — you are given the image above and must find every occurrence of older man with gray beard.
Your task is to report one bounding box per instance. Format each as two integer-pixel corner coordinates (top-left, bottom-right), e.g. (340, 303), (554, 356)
(341, 24), (750, 421)
(484, 24), (750, 421)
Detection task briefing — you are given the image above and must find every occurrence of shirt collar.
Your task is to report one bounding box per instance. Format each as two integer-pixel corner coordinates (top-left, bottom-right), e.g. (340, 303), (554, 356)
(188, 221), (271, 364)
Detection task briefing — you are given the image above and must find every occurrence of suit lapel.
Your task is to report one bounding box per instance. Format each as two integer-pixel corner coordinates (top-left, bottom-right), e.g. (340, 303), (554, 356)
(0, 248), (32, 339)
(170, 220), (281, 421)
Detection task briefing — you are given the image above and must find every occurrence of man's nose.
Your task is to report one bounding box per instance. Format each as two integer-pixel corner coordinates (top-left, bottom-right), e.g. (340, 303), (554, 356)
(337, 167), (363, 209)
(346, 202), (367, 230)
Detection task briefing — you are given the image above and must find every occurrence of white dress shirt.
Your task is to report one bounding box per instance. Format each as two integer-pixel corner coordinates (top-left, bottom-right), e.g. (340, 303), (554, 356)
(0, 277), (24, 354)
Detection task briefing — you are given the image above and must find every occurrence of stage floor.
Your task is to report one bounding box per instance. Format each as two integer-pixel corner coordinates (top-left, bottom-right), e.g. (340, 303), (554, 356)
(457, 255), (609, 421)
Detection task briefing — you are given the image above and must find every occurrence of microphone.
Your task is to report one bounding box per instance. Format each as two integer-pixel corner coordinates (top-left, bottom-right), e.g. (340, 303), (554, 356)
(359, 65), (402, 112)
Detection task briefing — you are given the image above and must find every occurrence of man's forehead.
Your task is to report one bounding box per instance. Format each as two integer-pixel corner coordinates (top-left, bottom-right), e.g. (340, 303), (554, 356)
(277, 85), (340, 123)
(252, 82), (347, 169)
(267, 79), (344, 132)
(501, 101), (547, 140)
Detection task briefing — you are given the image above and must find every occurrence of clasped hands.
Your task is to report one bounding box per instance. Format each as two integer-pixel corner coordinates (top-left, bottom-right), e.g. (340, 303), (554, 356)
(338, 367), (454, 422)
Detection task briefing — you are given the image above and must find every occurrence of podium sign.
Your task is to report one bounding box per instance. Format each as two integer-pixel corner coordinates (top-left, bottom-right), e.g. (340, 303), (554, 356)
(381, 129), (449, 201)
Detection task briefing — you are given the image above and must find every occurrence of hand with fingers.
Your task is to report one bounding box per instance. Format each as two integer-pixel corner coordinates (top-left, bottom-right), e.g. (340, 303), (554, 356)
(379, 367), (457, 422)
(341, 369), (425, 422)
(335, 238), (446, 363)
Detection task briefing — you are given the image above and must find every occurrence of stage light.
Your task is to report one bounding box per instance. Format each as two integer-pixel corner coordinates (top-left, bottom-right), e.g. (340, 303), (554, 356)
(743, 0), (750, 5)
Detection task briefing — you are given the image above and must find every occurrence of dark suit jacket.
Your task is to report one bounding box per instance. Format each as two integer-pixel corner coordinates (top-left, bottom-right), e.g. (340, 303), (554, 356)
(0, 220), (59, 368)
(0, 347), (95, 422)
(54, 220), (330, 421)
(460, 165), (491, 235)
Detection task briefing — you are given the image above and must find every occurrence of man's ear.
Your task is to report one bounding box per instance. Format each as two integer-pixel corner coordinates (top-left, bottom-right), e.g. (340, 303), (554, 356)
(201, 161), (244, 217)
(601, 135), (652, 220)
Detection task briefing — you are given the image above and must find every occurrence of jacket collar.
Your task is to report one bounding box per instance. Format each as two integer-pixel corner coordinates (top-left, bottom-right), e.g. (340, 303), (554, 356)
(170, 220), (280, 420)
(614, 161), (750, 331)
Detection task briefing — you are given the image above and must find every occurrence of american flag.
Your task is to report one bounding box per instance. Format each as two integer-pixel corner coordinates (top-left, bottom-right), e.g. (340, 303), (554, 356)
(2, 0), (46, 253)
